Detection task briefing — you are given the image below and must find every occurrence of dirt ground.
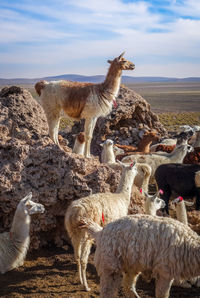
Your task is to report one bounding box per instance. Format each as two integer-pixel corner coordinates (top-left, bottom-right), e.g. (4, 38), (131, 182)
(0, 245), (200, 298)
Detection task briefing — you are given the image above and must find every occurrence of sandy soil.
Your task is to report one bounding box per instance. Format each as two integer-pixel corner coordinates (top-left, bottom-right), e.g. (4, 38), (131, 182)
(0, 245), (200, 298)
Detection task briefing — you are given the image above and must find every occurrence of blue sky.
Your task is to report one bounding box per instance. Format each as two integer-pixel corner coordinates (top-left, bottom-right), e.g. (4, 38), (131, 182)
(0, 0), (200, 78)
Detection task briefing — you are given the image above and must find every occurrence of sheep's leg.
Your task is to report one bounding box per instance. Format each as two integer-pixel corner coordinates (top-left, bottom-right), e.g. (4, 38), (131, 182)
(46, 110), (61, 147)
(155, 276), (173, 298)
(122, 271), (140, 298)
(84, 117), (97, 158)
(71, 236), (83, 285)
(100, 272), (122, 298)
(80, 239), (93, 291)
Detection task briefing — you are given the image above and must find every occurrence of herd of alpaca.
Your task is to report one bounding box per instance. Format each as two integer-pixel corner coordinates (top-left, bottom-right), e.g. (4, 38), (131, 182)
(1, 53), (200, 298)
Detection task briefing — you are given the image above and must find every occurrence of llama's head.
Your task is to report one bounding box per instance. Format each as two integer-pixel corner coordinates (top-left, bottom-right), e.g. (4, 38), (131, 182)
(107, 52), (135, 71)
(144, 191), (166, 213)
(170, 196), (194, 210)
(18, 192), (45, 216)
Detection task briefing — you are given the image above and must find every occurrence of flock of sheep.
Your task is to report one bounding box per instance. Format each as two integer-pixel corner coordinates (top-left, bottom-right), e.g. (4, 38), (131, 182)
(1, 53), (200, 298)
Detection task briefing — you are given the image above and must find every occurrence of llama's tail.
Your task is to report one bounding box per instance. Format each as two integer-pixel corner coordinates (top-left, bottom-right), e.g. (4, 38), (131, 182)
(35, 80), (48, 96)
(79, 218), (103, 240)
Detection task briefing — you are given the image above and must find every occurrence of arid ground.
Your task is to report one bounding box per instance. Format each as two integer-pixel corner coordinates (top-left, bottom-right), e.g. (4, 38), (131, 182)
(0, 245), (200, 298)
(0, 82), (200, 297)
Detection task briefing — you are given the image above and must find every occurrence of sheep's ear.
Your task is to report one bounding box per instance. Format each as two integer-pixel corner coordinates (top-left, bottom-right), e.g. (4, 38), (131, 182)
(118, 51), (125, 60)
(107, 59), (113, 64)
(184, 201), (194, 207)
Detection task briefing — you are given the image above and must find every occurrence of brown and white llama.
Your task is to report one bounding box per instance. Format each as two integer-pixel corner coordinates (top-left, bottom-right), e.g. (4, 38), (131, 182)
(35, 53), (135, 157)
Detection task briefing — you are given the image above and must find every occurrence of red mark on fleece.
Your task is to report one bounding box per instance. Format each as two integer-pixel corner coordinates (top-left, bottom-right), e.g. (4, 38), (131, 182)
(102, 212), (105, 224)
(159, 189), (164, 195)
(178, 196), (183, 202)
(113, 99), (117, 108)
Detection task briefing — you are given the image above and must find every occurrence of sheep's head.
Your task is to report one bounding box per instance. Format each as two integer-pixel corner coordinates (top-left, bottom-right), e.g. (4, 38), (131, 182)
(107, 52), (135, 71)
(18, 192), (45, 216)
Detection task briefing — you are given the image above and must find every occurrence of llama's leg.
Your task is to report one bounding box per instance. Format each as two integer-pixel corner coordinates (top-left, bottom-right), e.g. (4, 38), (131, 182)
(80, 239), (93, 291)
(84, 117), (97, 158)
(71, 236), (83, 285)
(46, 110), (61, 147)
(100, 271), (122, 298)
(122, 271), (140, 298)
(155, 276), (173, 298)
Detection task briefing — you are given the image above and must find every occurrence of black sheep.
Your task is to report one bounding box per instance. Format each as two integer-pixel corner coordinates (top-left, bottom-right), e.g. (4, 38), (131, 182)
(155, 163), (200, 214)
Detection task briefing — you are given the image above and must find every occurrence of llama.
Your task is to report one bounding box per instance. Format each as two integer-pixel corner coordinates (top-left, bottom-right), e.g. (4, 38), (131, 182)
(0, 192), (45, 274)
(100, 139), (151, 192)
(81, 214), (200, 298)
(72, 132), (85, 155)
(144, 191), (165, 216)
(116, 131), (160, 160)
(35, 52), (135, 157)
(64, 162), (138, 291)
(122, 144), (193, 180)
(155, 163), (200, 213)
(169, 196), (200, 288)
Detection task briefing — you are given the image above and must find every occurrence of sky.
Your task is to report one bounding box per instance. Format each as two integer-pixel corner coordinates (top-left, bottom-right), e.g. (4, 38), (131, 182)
(0, 0), (200, 78)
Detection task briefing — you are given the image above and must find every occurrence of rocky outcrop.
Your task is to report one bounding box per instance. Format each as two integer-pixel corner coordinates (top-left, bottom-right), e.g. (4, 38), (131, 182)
(0, 86), (139, 249)
(1, 86), (199, 251)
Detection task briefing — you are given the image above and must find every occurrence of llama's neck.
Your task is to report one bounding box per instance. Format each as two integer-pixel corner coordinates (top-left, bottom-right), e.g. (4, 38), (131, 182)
(176, 202), (188, 225)
(73, 139), (85, 155)
(170, 147), (187, 163)
(138, 138), (152, 153)
(102, 146), (115, 163)
(101, 64), (122, 101)
(10, 209), (30, 243)
(116, 169), (136, 195)
(144, 202), (157, 216)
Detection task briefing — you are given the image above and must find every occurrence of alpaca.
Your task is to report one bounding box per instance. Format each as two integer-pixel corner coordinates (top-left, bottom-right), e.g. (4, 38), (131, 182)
(81, 214), (200, 298)
(35, 52), (135, 157)
(144, 191), (165, 216)
(122, 144), (193, 180)
(64, 162), (138, 291)
(116, 131), (160, 160)
(0, 192), (45, 273)
(169, 196), (200, 288)
(100, 139), (152, 192)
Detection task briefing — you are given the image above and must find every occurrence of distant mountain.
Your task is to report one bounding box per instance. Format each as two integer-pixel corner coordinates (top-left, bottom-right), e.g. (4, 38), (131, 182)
(1, 74), (200, 85)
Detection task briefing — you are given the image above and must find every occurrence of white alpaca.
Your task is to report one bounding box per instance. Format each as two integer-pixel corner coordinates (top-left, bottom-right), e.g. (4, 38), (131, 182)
(100, 139), (151, 192)
(82, 214), (200, 298)
(122, 144), (192, 179)
(64, 162), (138, 291)
(144, 191), (165, 216)
(169, 196), (200, 288)
(35, 52), (135, 157)
(0, 192), (45, 274)
(72, 132), (85, 155)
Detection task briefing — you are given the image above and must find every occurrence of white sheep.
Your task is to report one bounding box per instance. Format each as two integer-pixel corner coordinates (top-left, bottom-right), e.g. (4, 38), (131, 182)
(122, 144), (192, 180)
(72, 132), (85, 155)
(0, 192), (45, 274)
(35, 52), (135, 157)
(64, 162), (138, 291)
(82, 214), (200, 298)
(100, 139), (152, 192)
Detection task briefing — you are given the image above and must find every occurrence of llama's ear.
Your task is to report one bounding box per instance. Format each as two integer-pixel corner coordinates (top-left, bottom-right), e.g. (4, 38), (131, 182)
(184, 201), (194, 207)
(144, 191), (148, 198)
(22, 192), (32, 203)
(107, 59), (113, 64)
(118, 51), (125, 60)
